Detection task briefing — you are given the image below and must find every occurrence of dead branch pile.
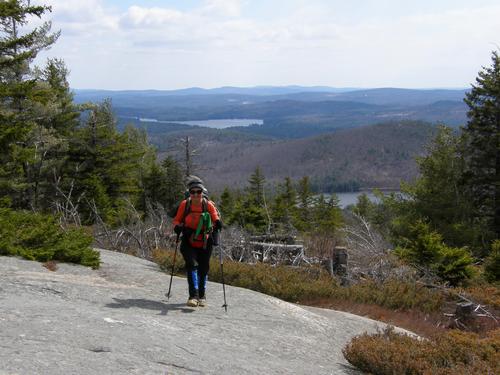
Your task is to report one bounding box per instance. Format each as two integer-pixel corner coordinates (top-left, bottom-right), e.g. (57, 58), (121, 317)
(92, 199), (173, 259)
(342, 212), (415, 283)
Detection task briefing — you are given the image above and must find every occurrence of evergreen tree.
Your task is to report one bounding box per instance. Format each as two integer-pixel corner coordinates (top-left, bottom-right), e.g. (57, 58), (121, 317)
(160, 156), (184, 210)
(404, 126), (481, 250)
(463, 50), (500, 240)
(27, 59), (79, 210)
(219, 187), (235, 221)
(312, 194), (343, 235)
(247, 166), (266, 206)
(66, 101), (145, 223)
(142, 162), (167, 209)
(271, 177), (297, 232)
(352, 193), (373, 218)
(0, 0), (60, 207)
(294, 176), (314, 231)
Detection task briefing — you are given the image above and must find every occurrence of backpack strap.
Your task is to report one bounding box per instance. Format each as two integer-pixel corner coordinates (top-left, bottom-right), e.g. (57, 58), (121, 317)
(181, 197), (208, 224)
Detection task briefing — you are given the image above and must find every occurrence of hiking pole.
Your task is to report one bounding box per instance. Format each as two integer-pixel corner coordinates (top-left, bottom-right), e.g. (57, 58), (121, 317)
(166, 233), (180, 300)
(217, 230), (228, 312)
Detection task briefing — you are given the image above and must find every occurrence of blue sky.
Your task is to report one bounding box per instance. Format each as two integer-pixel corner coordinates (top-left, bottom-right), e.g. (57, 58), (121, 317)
(31, 0), (500, 90)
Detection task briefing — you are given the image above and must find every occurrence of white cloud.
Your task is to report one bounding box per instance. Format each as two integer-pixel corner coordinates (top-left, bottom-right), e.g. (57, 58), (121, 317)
(120, 6), (184, 29)
(199, 0), (243, 18)
(31, 0), (500, 89)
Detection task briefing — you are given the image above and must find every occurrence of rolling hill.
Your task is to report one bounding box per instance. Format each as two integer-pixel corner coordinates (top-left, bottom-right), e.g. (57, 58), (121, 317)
(76, 86), (468, 139)
(157, 120), (439, 193)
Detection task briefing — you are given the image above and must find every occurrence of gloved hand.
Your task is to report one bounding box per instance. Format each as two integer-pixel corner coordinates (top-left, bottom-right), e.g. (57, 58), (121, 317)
(174, 225), (183, 235)
(214, 220), (222, 231)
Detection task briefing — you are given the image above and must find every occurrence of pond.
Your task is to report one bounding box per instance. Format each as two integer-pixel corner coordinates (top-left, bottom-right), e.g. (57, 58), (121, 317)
(138, 118), (263, 129)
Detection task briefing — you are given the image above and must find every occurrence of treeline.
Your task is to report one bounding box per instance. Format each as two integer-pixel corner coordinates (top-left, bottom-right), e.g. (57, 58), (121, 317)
(349, 52), (500, 284)
(0, 1), (186, 266)
(1, 1), (499, 286)
(218, 169), (342, 235)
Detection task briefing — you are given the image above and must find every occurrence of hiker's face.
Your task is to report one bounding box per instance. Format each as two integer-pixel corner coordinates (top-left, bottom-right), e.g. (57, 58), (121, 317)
(189, 189), (203, 202)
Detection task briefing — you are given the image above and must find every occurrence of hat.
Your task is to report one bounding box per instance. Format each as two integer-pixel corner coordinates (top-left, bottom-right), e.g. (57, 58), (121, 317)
(188, 181), (204, 191)
(186, 175), (203, 188)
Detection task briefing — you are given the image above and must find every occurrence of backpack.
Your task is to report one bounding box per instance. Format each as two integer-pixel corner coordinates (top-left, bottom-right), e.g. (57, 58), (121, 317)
(182, 196), (208, 223)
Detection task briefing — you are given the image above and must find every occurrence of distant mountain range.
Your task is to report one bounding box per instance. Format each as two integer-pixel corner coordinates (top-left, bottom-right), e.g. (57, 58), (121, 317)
(73, 85), (358, 98)
(73, 86), (468, 107)
(74, 86), (469, 140)
(73, 86), (468, 192)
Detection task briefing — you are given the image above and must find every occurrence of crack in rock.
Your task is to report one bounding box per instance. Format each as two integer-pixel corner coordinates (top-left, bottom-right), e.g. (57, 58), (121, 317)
(88, 347), (112, 353)
(175, 344), (196, 356)
(41, 287), (63, 295)
(157, 361), (204, 374)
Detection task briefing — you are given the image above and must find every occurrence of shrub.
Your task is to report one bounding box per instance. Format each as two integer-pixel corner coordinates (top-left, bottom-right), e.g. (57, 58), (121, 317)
(340, 279), (444, 313)
(395, 221), (474, 285)
(464, 286), (500, 309)
(484, 240), (500, 283)
(153, 248), (337, 302)
(0, 208), (99, 268)
(343, 326), (500, 375)
(153, 249), (444, 312)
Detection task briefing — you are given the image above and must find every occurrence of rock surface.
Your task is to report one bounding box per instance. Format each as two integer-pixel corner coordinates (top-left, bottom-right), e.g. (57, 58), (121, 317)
(1, 249), (401, 375)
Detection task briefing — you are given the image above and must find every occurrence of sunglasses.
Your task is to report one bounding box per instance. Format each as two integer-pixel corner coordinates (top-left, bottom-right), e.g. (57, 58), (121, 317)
(189, 189), (202, 195)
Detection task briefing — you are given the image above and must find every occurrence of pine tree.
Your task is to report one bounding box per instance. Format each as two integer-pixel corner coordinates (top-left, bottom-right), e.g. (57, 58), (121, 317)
(160, 156), (184, 210)
(142, 162), (167, 209)
(219, 187), (235, 221)
(27, 59), (79, 210)
(66, 102), (145, 223)
(312, 194), (343, 235)
(294, 176), (314, 231)
(404, 126), (481, 249)
(247, 166), (266, 206)
(271, 177), (297, 232)
(463, 50), (500, 240)
(0, 0), (60, 207)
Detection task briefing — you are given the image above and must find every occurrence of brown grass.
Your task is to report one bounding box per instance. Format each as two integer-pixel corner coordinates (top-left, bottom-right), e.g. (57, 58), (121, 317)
(343, 326), (500, 375)
(304, 298), (449, 337)
(463, 285), (500, 309)
(43, 260), (58, 272)
(153, 248), (445, 319)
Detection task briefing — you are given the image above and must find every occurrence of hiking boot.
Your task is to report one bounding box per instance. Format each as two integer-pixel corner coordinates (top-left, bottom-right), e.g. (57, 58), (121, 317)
(198, 297), (207, 307)
(187, 298), (198, 307)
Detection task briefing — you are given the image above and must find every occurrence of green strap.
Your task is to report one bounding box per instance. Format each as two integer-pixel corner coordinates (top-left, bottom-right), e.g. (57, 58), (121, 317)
(195, 212), (212, 238)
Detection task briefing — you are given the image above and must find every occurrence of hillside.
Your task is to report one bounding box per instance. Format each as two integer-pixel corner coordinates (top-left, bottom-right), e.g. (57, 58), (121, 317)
(158, 121), (438, 192)
(78, 87), (467, 139)
(1, 249), (403, 375)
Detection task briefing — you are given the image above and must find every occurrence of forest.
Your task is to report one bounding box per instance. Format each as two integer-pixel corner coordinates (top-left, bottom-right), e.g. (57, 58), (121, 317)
(1, 1), (499, 374)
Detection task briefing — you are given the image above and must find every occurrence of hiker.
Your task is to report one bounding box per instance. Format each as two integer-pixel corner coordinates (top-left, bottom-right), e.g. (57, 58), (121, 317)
(173, 178), (222, 307)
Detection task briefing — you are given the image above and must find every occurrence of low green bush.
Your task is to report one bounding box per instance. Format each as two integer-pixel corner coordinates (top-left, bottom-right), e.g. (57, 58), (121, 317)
(485, 240), (500, 283)
(395, 221), (474, 286)
(0, 208), (99, 268)
(343, 326), (500, 374)
(338, 279), (444, 313)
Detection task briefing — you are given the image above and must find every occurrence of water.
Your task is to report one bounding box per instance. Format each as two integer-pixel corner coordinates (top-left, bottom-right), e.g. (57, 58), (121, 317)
(137, 117), (263, 129)
(333, 190), (399, 208)
(335, 192), (377, 208)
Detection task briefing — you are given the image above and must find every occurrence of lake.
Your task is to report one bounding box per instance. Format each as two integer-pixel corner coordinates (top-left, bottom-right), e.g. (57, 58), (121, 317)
(137, 117), (263, 129)
(331, 190), (400, 208)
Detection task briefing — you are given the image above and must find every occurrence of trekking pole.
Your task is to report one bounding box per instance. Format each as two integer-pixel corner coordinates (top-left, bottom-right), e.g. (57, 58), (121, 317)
(217, 230), (228, 312)
(166, 233), (180, 300)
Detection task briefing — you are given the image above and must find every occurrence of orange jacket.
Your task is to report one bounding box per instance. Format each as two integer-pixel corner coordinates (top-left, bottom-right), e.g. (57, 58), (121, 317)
(173, 198), (220, 248)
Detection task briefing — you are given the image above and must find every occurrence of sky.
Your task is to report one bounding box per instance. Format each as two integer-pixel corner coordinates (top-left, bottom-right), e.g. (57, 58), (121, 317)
(28, 0), (500, 90)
